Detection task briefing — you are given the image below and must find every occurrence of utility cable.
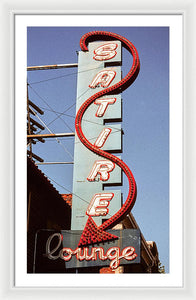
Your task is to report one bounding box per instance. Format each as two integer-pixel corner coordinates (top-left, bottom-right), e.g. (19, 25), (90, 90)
(47, 175), (113, 218)
(45, 87), (91, 128)
(29, 106), (74, 160)
(29, 65), (102, 85)
(28, 84), (74, 133)
(37, 107), (122, 134)
(28, 84), (92, 133)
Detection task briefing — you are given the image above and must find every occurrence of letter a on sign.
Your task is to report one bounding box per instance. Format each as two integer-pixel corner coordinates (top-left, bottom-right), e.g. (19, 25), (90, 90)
(87, 160), (115, 181)
(89, 70), (116, 88)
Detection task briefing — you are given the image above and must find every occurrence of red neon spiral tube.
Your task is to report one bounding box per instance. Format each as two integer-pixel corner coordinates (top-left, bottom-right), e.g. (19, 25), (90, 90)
(76, 31), (140, 239)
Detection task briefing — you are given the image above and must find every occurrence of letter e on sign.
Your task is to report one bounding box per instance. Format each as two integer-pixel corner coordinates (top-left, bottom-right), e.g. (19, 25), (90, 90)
(86, 193), (114, 216)
(121, 247), (137, 260)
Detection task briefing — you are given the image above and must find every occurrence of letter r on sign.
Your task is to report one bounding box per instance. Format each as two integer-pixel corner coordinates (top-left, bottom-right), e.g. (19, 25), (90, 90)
(87, 160), (115, 181)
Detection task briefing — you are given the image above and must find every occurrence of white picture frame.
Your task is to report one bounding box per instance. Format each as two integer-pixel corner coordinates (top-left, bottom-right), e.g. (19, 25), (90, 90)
(0, 0), (195, 298)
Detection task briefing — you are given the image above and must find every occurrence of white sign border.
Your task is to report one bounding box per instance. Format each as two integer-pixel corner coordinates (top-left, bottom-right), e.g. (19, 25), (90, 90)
(15, 13), (183, 288)
(1, 0), (195, 298)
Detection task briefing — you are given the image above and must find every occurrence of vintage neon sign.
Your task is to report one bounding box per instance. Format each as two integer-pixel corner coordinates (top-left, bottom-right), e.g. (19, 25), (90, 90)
(75, 31), (140, 247)
(45, 233), (137, 270)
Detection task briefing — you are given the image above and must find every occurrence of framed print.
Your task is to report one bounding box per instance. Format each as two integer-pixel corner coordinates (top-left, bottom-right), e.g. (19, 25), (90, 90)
(0, 0), (195, 299)
(16, 13), (182, 286)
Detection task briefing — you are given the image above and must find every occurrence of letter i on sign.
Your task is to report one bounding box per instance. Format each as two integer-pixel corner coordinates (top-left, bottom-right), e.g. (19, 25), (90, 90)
(93, 98), (116, 148)
(94, 128), (111, 148)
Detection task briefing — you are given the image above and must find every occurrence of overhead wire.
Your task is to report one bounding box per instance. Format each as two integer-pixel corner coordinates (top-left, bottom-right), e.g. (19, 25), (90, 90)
(47, 175), (113, 218)
(27, 64), (123, 206)
(29, 65), (102, 85)
(28, 91), (122, 211)
(28, 64), (104, 130)
(28, 84), (74, 133)
(27, 83), (96, 161)
(28, 63), (122, 133)
(28, 84), (94, 133)
(45, 87), (91, 129)
(37, 106), (122, 134)
(29, 106), (74, 160)
(28, 85), (122, 149)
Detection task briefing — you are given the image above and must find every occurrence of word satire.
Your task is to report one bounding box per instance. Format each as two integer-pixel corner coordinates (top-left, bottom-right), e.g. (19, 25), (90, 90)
(45, 233), (137, 269)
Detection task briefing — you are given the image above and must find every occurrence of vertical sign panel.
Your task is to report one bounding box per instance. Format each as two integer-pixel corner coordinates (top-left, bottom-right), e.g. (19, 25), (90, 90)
(71, 41), (122, 230)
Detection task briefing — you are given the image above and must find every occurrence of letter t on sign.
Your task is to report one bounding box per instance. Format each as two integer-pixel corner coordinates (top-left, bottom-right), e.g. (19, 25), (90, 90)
(94, 98), (116, 117)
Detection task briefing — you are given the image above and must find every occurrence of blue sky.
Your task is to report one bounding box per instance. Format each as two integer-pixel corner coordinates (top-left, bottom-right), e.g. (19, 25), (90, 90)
(27, 26), (169, 272)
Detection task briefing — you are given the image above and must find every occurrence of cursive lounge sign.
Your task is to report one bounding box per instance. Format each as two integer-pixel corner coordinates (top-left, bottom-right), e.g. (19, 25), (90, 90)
(34, 229), (140, 272)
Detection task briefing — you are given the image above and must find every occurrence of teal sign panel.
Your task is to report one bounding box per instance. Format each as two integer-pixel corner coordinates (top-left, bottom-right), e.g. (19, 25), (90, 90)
(71, 40), (122, 230)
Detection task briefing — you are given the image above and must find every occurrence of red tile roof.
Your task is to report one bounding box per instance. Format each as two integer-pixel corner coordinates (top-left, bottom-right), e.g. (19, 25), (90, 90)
(62, 194), (72, 208)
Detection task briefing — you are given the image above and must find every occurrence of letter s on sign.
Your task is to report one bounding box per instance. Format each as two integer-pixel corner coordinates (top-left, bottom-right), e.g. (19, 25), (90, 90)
(93, 43), (118, 61)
